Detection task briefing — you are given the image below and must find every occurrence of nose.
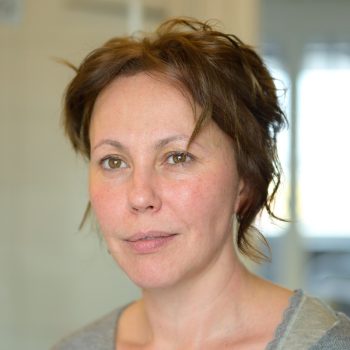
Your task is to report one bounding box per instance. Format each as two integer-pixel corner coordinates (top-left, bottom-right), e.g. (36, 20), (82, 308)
(127, 167), (162, 213)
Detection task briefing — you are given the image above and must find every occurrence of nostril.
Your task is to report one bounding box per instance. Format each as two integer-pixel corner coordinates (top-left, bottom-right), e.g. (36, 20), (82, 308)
(132, 204), (156, 212)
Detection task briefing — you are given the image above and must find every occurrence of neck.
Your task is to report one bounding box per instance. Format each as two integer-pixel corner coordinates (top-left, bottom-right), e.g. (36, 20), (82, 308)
(138, 249), (258, 348)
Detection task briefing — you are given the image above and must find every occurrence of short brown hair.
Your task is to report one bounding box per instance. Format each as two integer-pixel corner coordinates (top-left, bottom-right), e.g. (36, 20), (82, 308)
(63, 17), (287, 262)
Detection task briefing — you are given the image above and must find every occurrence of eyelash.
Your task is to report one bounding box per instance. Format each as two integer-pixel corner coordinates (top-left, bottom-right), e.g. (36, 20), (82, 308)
(99, 151), (195, 171)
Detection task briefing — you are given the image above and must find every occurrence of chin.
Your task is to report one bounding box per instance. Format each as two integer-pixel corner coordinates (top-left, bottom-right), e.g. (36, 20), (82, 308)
(125, 268), (180, 291)
(130, 275), (176, 290)
(114, 254), (184, 290)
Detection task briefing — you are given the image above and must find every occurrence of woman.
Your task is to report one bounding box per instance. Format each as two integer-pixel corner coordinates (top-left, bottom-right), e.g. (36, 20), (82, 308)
(54, 18), (350, 350)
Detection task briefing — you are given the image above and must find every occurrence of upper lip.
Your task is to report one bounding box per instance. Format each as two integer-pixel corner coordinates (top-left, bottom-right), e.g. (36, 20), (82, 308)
(126, 231), (177, 242)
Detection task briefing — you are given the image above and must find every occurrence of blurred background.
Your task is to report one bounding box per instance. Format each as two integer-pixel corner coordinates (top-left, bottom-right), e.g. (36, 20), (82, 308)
(1, 0), (349, 349)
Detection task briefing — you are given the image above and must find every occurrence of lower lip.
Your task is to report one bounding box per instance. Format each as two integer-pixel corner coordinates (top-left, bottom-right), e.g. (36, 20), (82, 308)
(125, 235), (177, 254)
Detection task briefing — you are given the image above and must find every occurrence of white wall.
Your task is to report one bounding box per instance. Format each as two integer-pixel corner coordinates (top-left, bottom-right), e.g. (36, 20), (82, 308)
(0, 1), (259, 349)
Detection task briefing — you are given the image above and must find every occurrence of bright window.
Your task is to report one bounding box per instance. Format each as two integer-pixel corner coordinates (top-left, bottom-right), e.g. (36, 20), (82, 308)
(298, 48), (350, 237)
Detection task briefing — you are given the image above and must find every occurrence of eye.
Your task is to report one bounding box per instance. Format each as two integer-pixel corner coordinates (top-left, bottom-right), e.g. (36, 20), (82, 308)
(166, 152), (193, 165)
(100, 156), (127, 170)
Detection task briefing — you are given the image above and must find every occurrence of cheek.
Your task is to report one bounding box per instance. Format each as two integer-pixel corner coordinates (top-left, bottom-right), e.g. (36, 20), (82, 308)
(89, 177), (124, 233)
(167, 170), (238, 229)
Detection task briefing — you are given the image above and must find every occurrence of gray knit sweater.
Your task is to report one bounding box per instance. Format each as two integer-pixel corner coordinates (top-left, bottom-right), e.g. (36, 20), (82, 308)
(52, 290), (350, 349)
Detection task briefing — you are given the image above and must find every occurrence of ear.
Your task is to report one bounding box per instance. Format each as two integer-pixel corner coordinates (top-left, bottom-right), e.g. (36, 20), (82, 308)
(234, 178), (247, 213)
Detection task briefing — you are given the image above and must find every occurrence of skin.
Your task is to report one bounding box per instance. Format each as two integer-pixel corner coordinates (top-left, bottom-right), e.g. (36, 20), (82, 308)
(89, 72), (292, 349)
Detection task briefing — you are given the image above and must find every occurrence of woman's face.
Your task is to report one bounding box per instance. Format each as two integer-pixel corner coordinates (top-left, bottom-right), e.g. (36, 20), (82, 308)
(89, 73), (245, 289)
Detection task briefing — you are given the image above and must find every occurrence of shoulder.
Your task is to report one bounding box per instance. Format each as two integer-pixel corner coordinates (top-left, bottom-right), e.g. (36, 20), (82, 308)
(51, 307), (123, 350)
(283, 290), (350, 349)
(309, 309), (350, 350)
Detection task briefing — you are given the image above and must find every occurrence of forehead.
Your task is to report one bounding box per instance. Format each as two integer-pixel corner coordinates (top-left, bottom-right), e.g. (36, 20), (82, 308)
(89, 72), (234, 156)
(94, 72), (195, 118)
(90, 72), (200, 140)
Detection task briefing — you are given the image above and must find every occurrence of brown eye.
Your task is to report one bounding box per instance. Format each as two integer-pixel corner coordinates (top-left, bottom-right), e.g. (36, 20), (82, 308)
(167, 152), (192, 165)
(108, 158), (121, 168)
(101, 157), (127, 170)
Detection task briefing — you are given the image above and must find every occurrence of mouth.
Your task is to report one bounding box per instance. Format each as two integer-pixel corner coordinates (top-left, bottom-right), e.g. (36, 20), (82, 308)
(124, 231), (178, 254)
(126, 231), (178, 242)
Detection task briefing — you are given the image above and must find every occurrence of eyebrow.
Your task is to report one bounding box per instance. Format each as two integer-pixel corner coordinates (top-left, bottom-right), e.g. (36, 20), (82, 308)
(93, 139), (125, 152)
(155, 135), (191, 149)
(92, 135), (194, 152)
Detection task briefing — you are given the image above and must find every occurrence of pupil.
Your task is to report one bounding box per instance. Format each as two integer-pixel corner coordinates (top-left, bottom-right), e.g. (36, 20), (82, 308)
(109, 159), (120, 168)
(175, 153), (185, 163)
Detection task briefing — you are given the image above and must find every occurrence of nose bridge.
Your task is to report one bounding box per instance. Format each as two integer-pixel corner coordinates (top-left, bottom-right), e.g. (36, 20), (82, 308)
(127, 162), (161, 213)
